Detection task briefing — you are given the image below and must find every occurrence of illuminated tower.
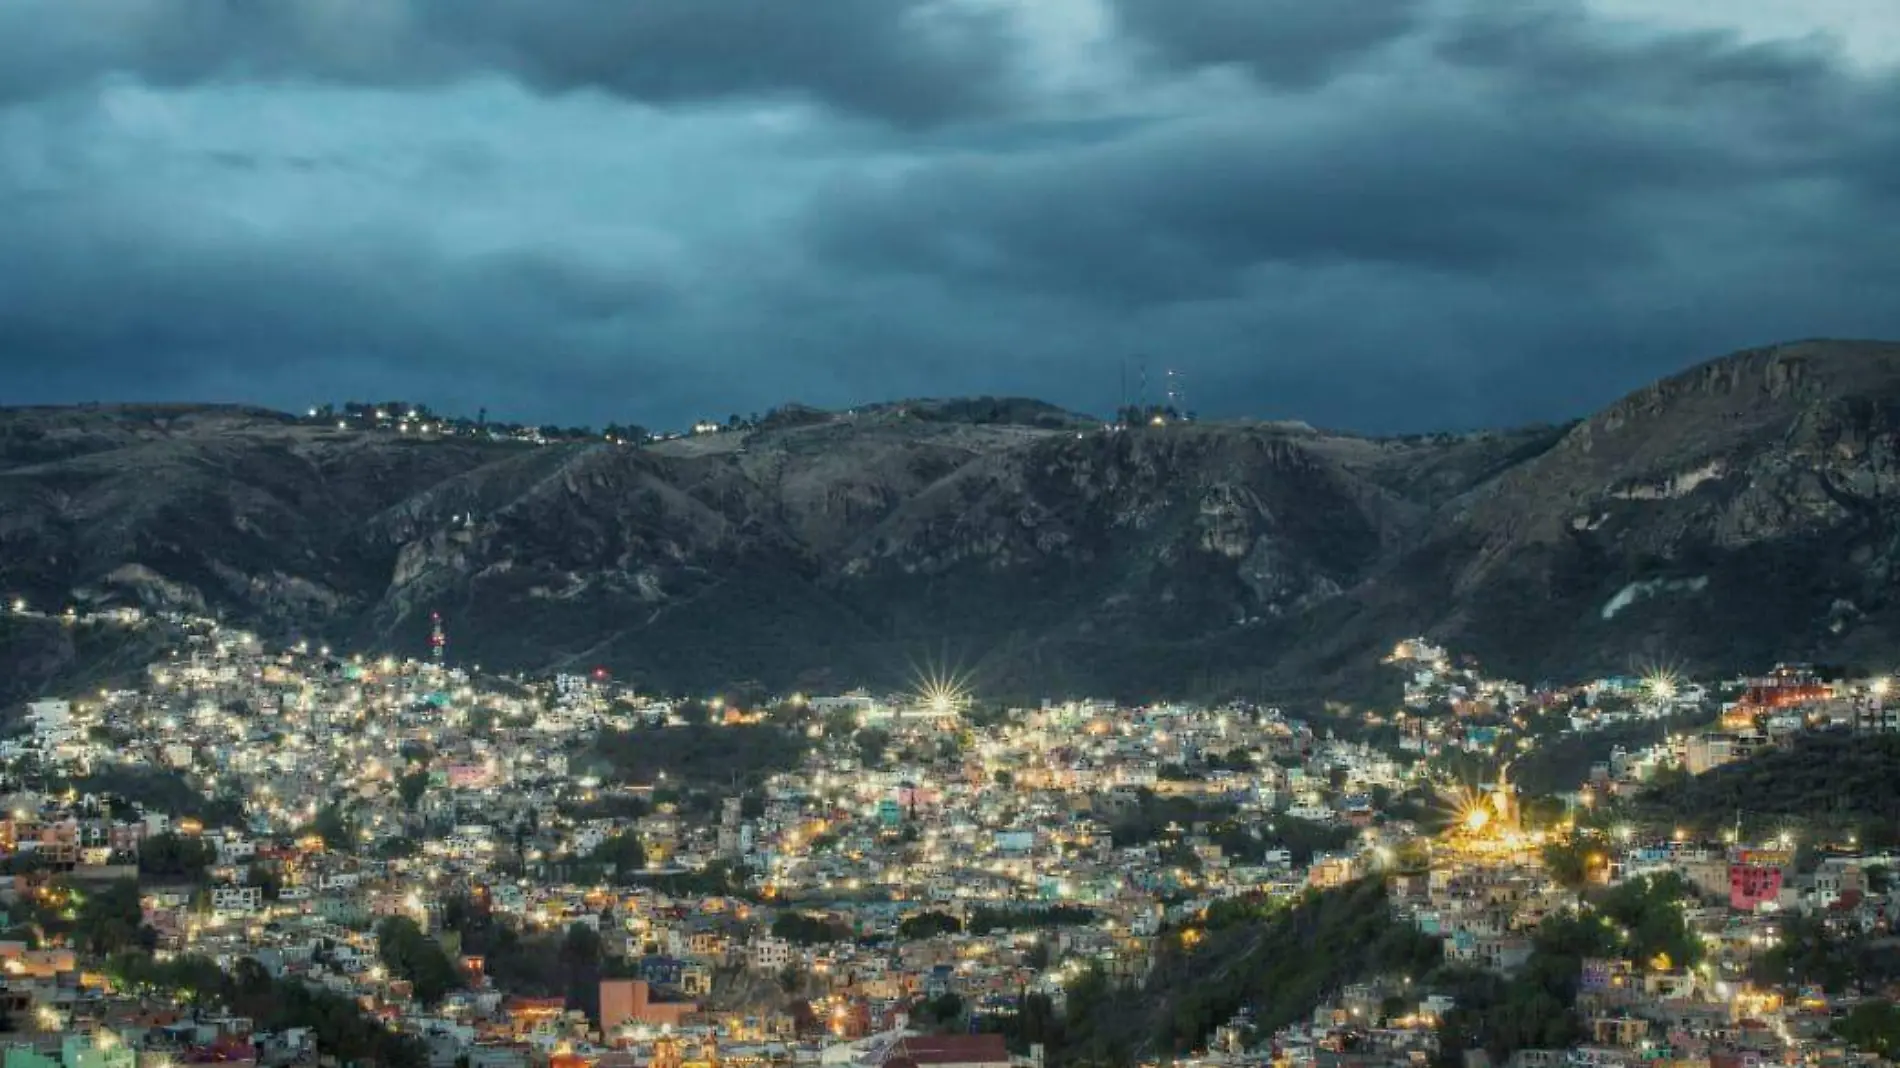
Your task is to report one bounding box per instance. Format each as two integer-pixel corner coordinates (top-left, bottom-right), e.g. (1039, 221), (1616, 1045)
(429, 611), (447, 669)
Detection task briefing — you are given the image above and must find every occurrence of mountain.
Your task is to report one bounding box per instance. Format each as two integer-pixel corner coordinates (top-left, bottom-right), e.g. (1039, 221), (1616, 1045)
(5, 339), (1900, 705)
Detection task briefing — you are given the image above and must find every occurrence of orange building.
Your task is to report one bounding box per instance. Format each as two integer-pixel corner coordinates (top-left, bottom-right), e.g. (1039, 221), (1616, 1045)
(600, 980), (697, 1035)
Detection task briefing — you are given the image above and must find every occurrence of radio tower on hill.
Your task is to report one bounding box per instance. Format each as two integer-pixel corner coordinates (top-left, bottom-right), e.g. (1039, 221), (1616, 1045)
(429, 611), (447, 669)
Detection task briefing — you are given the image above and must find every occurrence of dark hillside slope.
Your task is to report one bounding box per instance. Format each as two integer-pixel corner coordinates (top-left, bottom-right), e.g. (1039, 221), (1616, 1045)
(6, 340), (1900, 700)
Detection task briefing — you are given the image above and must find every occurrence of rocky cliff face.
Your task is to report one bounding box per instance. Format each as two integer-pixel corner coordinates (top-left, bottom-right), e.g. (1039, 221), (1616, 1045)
(1357, 340), (1900, 683)
(7, 340), (1900, 704)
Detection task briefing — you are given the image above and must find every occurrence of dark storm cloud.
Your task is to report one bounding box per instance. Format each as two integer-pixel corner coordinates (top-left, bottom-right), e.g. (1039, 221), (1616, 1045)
(784, 0), (1900, 428)
(0, 0), (1015, 126)
(0, 197), (688, 419)
(7, 0), (1900, 434)
(1107, 0), (1427, 87)
(809, 105), (1723, 303)
(808, 5), (1900, 303)
(1434, 2), (1842, 93)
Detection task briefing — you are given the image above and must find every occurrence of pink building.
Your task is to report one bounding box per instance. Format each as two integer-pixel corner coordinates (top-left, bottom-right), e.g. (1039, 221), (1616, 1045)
(1730, 863), (1783, 911)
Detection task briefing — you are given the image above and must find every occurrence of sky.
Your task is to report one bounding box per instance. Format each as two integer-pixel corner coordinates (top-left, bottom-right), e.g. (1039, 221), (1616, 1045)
(3, 0), (1899, 434)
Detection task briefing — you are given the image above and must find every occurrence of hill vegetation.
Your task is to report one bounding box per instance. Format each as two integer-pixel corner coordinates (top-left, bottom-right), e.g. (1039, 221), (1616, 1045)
(1058, 877), (1440, 1064)
(1637, 731), (1900, 842)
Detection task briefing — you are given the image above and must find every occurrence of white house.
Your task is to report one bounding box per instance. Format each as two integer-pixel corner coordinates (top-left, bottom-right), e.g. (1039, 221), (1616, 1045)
(749, 936), (794, 971)
(212, 885), (264, 916)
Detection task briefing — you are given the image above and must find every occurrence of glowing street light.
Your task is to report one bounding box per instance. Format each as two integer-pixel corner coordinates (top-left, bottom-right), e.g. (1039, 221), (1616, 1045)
(1642, 668), (1681, 705)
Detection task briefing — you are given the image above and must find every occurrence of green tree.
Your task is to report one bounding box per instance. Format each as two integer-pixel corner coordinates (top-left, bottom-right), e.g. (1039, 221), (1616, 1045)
(246, 862), (283, 901)
(772, 911), (847, 945)
(590, 832), (647, 877)
(899, 911), (963, 939)
(1836, 1001), (1900, 1057)
(310, 805), (356, 851)
(375, 916), (461, 1006)
(399, 770), (431, 810)
(1868, 865), (1893, 895)
(139, 832), (218, 881)
(855, 728), (891, 765)
(1541, 837), (1598, 891)
(74, 879), (152, 956)
(917, 992), (965, 1029)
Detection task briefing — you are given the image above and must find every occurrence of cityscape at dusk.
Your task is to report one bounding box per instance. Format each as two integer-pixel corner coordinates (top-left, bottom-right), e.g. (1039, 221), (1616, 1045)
(10, 2), (1900, 1068)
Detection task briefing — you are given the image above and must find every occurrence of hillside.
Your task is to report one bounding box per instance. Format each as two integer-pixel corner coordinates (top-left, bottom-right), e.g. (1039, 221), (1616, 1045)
(1638, 731), (1900, 839)
(5, 339), (1900, 702)
(1059, 878), (1440, 1062)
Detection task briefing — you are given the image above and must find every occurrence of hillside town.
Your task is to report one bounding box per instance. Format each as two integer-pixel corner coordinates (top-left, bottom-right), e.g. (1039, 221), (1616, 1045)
(4, 604), (1900, 1068)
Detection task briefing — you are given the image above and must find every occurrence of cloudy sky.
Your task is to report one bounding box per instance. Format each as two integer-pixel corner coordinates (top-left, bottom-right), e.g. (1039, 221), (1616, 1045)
(4, 0), (1898, 433)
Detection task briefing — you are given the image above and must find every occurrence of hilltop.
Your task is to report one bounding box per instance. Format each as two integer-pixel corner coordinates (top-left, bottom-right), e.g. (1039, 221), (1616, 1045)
(5, 339), (1900, 703)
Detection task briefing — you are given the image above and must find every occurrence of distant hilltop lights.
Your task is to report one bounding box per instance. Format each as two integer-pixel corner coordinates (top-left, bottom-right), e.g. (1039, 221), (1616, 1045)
(298, 398), (805, 447)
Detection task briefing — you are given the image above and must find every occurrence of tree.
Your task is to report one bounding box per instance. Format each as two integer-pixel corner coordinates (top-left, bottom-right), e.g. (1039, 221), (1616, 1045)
(899, 912), (963, 939)
(74, 879), (152, 956)
(139, 832), (218, 881)
(590, 832), (647, 877)
(854, 728), (891, 765)
(1023, 941), (1051, 970)
(375, 916), (461, 1006)
(310, 805), (356, 851)
(246, 862), (283, 901)
(110, 951), (427, 1068)
(399, 770), (431, 811)
(1869, 865), (1894, 895)
(773, 911), (848, 946)
(917, 992), (964, 1029)
(1836, 1001), (1900, 1057)
(561, 922), (609, 1021)
(1540, 837), (1597, 891)
(778, 964), (804, 993)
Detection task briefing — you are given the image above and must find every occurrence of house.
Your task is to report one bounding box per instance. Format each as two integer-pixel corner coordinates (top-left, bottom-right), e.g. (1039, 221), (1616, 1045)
(749, 936), (794, 971)
(212, 885), (264, 916)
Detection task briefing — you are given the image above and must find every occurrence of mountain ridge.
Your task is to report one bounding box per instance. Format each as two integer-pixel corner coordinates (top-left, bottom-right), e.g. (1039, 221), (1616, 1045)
(6, 338), (1900, 705)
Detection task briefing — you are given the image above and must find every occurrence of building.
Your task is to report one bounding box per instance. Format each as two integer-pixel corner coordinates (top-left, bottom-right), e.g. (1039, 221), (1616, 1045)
(1730, 859), (1785, 913)
(212, 885), (264, 916)
(880, 1035), (1012, 1068)
(1853, 695), (1900, 734)
(1680, 734), (1741, 777)
(600, 979), (698, 1034)
(5, 1036), (136, 1068)
(749, 936), (794, 972)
